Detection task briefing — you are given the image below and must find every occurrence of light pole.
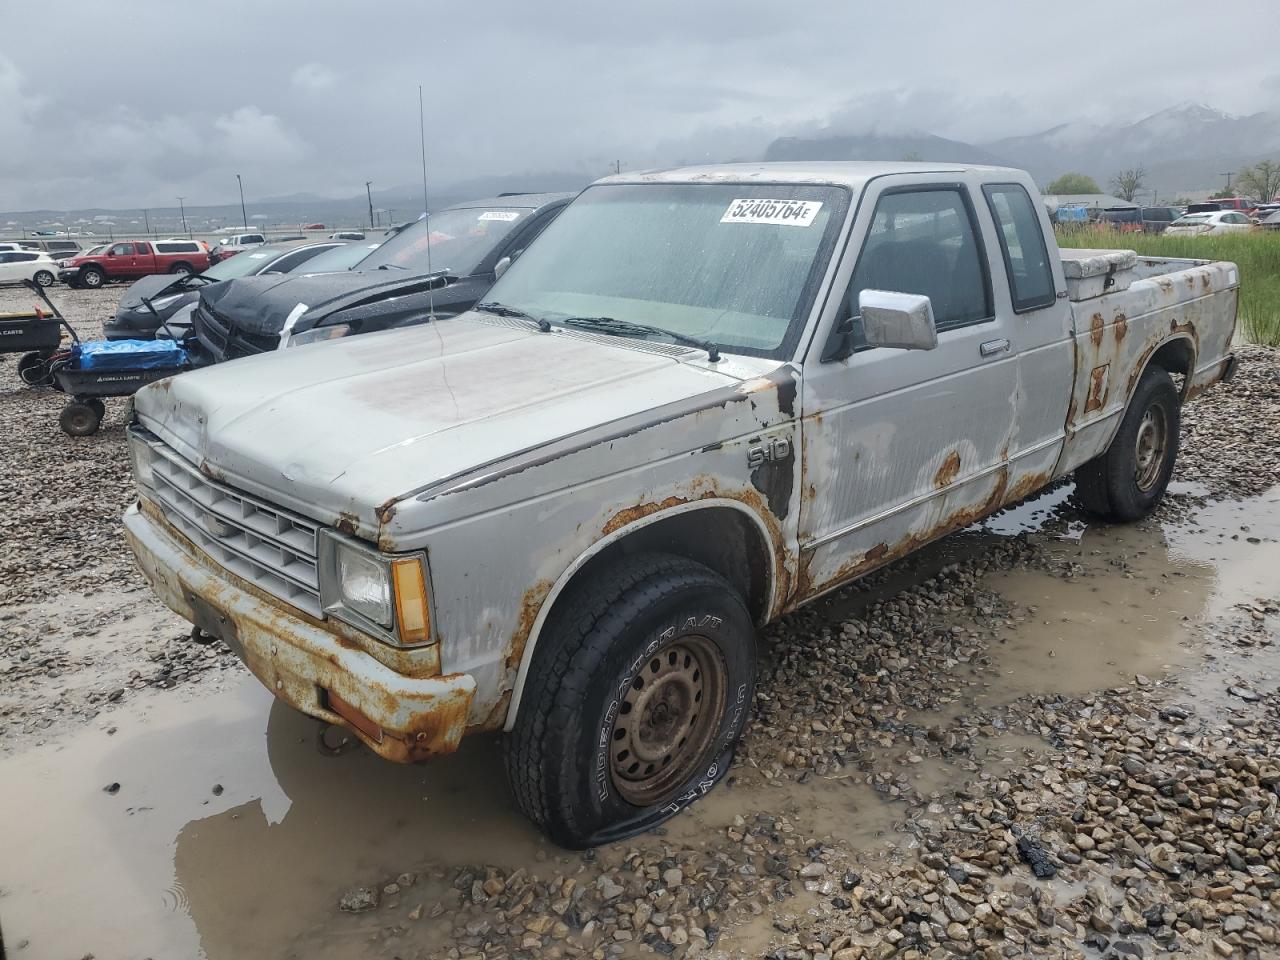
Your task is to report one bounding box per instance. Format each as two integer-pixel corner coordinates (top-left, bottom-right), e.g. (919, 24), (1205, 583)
(143, 208), (151, 236)
(177, 197), (188, 236)
(365, 180), (375, 231)
(1221, 171), (1234, 195)
(236, 173), (248, 228)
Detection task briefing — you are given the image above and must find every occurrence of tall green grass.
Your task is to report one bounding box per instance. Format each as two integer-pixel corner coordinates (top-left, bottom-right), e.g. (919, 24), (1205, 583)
(1056, 226), (1280, 346)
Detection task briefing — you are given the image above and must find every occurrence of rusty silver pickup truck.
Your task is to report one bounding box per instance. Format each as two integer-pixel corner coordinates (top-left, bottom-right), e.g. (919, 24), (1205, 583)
(122, 162), (1238, 847)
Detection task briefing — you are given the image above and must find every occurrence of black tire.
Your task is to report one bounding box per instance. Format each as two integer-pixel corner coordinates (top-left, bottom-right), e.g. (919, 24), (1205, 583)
(32, 270), (54, 287)
(1075, 365), (1180, 521)
(505, 553), (756, 848)
(86, 397), (106, 420)
(169, 262), (193, 275)
(59, 401), (101, 437)
(17, 352), (52, 386)
(80, 267), (105, 289)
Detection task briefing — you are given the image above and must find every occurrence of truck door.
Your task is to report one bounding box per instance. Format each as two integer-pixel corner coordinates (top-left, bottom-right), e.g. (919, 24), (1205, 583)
(797, 176), (1020, 600)
(132, 241), (152, 276)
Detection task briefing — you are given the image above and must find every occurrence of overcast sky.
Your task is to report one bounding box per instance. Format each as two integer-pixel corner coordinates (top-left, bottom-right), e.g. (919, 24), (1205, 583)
(3, 0), (1278, 211)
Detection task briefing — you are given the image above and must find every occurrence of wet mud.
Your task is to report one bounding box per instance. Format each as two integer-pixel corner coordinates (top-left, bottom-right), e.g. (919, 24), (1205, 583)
(1, 481), (1276, 959)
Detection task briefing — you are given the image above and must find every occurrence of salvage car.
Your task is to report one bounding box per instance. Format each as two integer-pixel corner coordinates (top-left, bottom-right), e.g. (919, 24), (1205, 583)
(188, 193), (571, 361)
(59, 239), (211, 288)
(209, 233), (268, 264)
(1165, 211), (1255, 236)
(0, 250), (58, 287)
(123, 162), (1239, 847)
(105, 241), (345, 340)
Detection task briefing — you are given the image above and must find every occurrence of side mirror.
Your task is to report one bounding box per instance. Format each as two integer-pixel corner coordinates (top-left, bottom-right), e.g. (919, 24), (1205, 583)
(493, 256), (512, 280)
(821, 290), (938, 362)
(858, 290), (938, 351)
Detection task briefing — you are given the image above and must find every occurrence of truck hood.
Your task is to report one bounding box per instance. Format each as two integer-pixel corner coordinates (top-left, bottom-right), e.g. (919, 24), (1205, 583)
(201, 269), (451, 337)
(135, 315), (753, 532)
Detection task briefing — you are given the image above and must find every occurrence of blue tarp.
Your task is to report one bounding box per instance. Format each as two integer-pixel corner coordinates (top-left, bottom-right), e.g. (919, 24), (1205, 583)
(73, 339), (187, 371)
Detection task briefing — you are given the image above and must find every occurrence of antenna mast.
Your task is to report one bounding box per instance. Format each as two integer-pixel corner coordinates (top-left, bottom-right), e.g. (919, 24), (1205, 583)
(419, 84), (436, 316)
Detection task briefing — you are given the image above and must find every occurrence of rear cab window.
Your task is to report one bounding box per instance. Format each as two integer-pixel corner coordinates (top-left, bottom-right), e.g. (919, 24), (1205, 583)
(982, 183), (1057, 312)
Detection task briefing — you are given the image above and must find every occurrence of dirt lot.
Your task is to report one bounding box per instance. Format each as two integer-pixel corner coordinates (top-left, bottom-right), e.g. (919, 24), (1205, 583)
(0, 284), (1277, 960)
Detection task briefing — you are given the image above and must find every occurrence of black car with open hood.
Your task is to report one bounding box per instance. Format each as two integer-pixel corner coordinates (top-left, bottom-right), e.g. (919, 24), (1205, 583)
(189, 193), (572, 363)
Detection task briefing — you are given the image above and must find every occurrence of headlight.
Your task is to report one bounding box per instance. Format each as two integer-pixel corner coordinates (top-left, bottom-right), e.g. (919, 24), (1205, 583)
(146, 293), (183, 311)
(286, 323), (351, 348)
(318, 530), (433, 646)
(127, 430), (156, 492)
(336, 545), (392, 626)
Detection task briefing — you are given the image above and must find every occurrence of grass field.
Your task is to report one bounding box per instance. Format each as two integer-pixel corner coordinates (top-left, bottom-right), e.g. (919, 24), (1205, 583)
(1056, 226), (1280, 346)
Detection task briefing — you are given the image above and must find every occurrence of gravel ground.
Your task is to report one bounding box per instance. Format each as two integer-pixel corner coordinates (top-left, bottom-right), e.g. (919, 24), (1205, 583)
(1, 285), (1277, 960)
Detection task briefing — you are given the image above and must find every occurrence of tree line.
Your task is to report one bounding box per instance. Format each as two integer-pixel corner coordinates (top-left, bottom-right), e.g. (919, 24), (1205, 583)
(1045, 161), (1280, 204)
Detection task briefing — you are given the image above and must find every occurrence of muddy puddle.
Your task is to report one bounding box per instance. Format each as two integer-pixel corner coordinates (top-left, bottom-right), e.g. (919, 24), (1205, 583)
(1, 485), (1277, 959)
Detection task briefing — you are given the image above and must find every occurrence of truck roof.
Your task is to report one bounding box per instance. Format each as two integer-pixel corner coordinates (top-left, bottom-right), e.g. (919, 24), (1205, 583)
(600, 160), (1029, 189)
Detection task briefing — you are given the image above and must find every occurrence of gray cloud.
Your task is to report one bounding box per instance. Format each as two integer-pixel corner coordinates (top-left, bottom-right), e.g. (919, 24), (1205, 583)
(1, 0), (1277, 210)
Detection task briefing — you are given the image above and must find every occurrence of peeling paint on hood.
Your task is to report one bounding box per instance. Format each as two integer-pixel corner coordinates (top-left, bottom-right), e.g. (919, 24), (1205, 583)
(133, 315), (753, 533)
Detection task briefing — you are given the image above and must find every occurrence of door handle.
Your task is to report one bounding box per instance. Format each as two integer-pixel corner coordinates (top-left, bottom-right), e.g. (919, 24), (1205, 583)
(980, 338), (1010, 357)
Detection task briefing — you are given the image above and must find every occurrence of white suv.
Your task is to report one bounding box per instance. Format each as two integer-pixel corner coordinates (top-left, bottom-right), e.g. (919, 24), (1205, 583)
(0, 250), (58, 287)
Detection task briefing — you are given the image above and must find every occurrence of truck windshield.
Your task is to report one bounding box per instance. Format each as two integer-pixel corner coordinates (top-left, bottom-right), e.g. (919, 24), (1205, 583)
(483, 182), (849, 358)
(358, 206), (530, 277)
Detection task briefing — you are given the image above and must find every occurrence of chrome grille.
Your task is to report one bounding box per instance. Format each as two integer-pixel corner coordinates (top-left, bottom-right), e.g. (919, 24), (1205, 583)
(139, 432), (322, 616)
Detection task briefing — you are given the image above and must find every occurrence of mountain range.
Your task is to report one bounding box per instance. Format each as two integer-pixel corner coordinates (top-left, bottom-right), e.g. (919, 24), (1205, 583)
(5, 103), (1278, 231)
(768, 103), (1280, 198)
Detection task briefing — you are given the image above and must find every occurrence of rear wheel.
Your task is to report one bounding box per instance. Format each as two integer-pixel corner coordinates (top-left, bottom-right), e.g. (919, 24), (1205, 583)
(32, 270), (54, 287)
(80, 267), (105, 289)
(505, 554), (756, 848)
(59, 401), (102, 437)
(1075, 366), (1180, 521)
(169, 262), (193, 275)
(17, 352), (52, 386)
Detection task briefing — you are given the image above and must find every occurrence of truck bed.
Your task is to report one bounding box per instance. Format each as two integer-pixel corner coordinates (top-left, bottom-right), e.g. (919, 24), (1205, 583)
(1057, 252), (1239, 473)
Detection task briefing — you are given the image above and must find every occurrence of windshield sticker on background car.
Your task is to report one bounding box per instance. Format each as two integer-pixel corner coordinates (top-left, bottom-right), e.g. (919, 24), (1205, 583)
(478, 211), (521, 222)
(720, 199), (822, 227)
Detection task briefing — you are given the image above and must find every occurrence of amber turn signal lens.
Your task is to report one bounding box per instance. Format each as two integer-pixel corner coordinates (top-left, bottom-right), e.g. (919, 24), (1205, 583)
(391, 557), (431, 645)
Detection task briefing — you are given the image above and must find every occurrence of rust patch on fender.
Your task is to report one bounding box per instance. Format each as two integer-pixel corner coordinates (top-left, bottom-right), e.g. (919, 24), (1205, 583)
(335, 512), (359, 535)
(507, 579), (553, 673)
(1085, 365), (1109, 413)
(1114, 313), (1128, 343)
(934, 451), (961, 488)
(602, 496), (691, 536)
(1089, 312), (1105, 348)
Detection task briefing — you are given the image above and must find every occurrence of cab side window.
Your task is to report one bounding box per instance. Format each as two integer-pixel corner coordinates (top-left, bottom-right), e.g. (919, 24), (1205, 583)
(846, 187), (992, 333)
(111, 243), (134, 256)
(982, 184), (1056, 312)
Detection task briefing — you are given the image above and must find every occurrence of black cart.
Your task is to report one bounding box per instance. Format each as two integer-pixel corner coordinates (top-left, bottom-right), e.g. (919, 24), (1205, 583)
(22, 281), (189, 436)
(0, 298), (72, 386)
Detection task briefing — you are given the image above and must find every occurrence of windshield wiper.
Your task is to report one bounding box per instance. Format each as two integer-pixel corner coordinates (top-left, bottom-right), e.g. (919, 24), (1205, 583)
(474, 301), (551, 332)
(560, 316), (720, 362)
(376, 263), (408, 270)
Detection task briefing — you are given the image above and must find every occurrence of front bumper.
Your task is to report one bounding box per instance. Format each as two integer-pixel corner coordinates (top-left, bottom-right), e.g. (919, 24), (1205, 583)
(123, 501), (476, 762)
(57, 268), (80, 283)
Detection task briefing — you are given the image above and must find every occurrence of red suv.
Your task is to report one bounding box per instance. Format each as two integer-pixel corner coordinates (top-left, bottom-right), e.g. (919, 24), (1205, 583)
(58, 239), (211, 288)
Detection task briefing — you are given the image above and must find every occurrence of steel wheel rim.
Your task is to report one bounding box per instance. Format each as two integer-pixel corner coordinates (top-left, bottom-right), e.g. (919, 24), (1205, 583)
(1134, 405), (1168, 492)
(609, 636), (726, 806)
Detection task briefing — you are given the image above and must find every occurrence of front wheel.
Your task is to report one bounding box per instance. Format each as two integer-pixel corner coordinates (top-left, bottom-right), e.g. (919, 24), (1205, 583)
(505, 554), (756, 848)
(60, 400), (103, 436)
(1075, 365), (1180, 521)
(32, 270), (54, 287)
(80, 267), (105, 289)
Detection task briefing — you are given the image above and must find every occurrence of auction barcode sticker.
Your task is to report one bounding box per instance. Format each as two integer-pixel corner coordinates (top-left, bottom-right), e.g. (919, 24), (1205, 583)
(478, 211), (520, 221)
(721, 199), (822, 227)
